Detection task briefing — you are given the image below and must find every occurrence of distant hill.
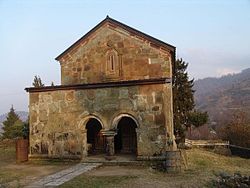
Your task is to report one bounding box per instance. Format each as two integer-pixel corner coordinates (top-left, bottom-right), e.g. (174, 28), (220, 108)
(0, 111), (28, 134)
(194, 68), (250, 125)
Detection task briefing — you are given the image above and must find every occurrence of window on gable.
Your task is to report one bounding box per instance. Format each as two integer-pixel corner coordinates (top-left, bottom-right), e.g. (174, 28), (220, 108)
(106, 50), (118, 74)
(109, 54), (115, 71)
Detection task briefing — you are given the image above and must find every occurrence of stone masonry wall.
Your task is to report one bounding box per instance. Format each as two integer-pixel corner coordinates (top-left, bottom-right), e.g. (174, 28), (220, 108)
(28, 21), (175, 159)
(59, 24), (172, 85)
(29, 83), (173, 159)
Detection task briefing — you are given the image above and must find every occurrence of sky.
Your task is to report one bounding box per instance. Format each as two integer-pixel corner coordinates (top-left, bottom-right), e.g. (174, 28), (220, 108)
(0, 0), (250, 114)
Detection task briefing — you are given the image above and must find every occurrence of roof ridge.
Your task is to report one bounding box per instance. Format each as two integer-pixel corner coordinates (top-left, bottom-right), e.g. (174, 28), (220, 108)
(55, 16), (175, 61)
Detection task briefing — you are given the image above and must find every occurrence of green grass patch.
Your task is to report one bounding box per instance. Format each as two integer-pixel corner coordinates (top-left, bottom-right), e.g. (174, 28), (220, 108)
(59, 175), (138, 188)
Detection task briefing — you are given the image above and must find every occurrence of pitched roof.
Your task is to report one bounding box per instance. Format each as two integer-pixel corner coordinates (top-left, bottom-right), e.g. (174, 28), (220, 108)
(55, 16), (176, 61)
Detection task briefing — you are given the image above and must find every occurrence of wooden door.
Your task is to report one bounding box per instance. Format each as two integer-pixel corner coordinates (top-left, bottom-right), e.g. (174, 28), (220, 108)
(94, 132), (105, 152)
(120, 122), (137, 153)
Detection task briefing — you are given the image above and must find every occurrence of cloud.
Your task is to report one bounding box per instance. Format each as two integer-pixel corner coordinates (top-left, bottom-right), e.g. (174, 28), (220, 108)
(216, 68), (240, 77)
(177, 47), (250, 79)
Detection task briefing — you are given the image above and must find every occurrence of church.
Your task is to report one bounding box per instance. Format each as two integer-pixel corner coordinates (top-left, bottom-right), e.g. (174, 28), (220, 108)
(25, 16), (176, 160)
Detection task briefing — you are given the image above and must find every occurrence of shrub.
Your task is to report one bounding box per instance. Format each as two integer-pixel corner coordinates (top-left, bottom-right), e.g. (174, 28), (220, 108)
(212, 172), (250, 188)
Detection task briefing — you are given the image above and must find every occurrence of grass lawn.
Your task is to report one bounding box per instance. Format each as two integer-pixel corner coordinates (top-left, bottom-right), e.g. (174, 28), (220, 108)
(0, 140), (249, 188)
(60, 149), (250, 188)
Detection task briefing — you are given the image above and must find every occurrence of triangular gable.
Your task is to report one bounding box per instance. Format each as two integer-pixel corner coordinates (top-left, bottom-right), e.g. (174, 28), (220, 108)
(55, 16), (175, 61)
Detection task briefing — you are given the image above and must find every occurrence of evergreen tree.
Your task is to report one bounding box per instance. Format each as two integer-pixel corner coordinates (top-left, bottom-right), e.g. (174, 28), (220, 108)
(32, 75), (44, 87)
(2, 106), (22, 139)
(173, 58), (195, 141)
(9, 120), (24, 138)
(187, 110), (209, 136)
(188, 110), (209, 128)
(22, 117), (29, 139)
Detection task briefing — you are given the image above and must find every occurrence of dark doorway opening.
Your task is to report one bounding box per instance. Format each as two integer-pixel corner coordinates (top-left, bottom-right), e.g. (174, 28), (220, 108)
(86, 118), (105, 154)
(115, 117), (137, 154)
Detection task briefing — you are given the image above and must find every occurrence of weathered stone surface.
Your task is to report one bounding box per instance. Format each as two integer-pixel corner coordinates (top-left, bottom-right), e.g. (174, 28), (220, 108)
(28, 18), (175, 159)
(29, 84), (172, 157)
(59, 26), (171, 85)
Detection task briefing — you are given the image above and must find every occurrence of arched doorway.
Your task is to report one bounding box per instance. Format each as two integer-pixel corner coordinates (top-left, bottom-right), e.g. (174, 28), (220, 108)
(86, 118), (105, 154)
(115, 117), (137, 154)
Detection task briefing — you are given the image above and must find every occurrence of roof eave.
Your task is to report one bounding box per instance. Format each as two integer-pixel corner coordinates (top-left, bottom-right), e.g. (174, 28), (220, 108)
(55, 17), (108, 61)
(25, 77), (172, 93)
(55, 16), (176, 62)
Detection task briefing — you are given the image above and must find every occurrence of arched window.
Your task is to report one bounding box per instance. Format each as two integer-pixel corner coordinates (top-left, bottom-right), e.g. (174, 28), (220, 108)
(106, 50), (118, 74)
(109, 54), (115, 71)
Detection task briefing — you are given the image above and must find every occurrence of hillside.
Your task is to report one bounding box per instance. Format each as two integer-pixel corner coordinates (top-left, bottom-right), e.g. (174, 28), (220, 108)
(194, 68), (250, 125)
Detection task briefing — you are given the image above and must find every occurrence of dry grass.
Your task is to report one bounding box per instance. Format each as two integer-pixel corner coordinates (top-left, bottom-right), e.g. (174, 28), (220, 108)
(0, 141), (18, 185)
(0, 141), (249, 188)
(188, 148), (250, 175)
(0, 141), (75, 187)
(60, 149), (250, 188)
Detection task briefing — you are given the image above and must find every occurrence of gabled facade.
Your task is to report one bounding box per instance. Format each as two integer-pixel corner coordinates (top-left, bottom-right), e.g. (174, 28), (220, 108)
(25, 16), (176, 159)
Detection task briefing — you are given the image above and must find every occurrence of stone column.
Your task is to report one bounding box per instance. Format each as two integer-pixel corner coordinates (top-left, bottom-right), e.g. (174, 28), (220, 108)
(106, 136), (115, 156)
(163, 83), (177, 151)
(101, 130), (116, 160)
(135, 128), (140, 156)
(82, 130), (87, 157)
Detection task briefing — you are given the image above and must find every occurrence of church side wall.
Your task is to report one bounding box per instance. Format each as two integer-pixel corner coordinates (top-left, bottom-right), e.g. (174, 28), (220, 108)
(28, 83), (172, 159)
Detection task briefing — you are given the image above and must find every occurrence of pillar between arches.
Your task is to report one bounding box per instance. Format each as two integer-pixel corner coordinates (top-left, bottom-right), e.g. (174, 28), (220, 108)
(101, 130), (117, 160)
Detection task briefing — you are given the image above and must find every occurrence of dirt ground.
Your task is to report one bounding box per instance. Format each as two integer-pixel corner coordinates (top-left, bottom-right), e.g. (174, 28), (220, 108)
(1, 140), (250, 188)
(3, 163), (71, 187)
(84, 165), (208, 188)
(0, 140), (75, 187)
(60, 149), (250, 188)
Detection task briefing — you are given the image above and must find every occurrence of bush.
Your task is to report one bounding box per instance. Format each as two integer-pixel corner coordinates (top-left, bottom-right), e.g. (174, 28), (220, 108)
(212, 172), (250, 188)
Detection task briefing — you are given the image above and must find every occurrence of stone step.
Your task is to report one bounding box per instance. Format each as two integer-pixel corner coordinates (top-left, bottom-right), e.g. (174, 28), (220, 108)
(82, 160), (152, 166)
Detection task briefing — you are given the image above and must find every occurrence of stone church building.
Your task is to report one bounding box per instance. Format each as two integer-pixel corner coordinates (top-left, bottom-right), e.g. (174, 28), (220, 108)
(25, 16), (176, 160)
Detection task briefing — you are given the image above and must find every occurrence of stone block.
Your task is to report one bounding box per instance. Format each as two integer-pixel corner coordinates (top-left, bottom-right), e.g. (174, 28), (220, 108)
(155, 113), (165, 125)
(119, 99), (133, 110)
(152, 106), (160, 111)
(52, 92), (64, 101)
(39, 110), (48, 122)
(48, 103), (59, 114)
(30, 112), (38, 124)
(155, 92), (163, 103)
(119, 89), (129, 98)
(30, 93), (39, 104)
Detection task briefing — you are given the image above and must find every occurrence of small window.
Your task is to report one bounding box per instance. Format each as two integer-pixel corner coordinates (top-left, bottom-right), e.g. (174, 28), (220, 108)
(106, 50), (118, 73)
(109, 54), (115, 71)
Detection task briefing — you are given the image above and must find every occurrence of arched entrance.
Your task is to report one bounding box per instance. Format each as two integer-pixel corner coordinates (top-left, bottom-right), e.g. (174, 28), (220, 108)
(115, 117), (137, 154)
(86, 118), (105, 154)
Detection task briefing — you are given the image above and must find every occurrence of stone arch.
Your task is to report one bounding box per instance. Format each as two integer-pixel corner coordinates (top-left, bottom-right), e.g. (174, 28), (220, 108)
(112, 113), (139, 130)
(112, 113), (139, 154)
(78, 114), (105, 156)
(78, 114), (104, 131)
